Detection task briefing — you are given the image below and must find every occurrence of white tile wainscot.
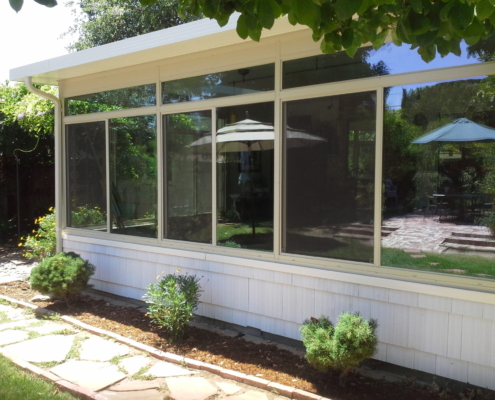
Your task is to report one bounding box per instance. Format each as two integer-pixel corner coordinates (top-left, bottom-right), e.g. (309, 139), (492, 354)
(63, 235), (495, 390)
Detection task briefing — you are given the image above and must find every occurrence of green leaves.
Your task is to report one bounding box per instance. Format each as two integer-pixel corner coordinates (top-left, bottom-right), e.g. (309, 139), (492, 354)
(11, 0), (495, 64)
(450, 1), (475, 31)
(9, 0), (23, 12)
(334, 0), (362, 20)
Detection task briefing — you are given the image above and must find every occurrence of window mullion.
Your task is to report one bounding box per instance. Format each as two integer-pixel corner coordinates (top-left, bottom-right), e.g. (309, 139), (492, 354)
(212, 107), (217, 247)
(374, 88), (384, 267)
(105, 119), (111, 233)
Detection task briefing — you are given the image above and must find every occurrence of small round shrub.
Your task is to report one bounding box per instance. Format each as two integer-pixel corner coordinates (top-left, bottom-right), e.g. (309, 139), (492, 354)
(143, 273), (202, 342)
(30, 252), (95, 301)
(300, 313), (378, 385)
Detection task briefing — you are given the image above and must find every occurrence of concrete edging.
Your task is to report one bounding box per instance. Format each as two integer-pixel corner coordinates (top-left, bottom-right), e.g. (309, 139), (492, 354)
(0, 294), (328, 400)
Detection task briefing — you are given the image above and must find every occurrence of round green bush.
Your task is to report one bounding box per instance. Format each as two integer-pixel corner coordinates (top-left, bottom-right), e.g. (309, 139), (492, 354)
(30, 252), (95, 300)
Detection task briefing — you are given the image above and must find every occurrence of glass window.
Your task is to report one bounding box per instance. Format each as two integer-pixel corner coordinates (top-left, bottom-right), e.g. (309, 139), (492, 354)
(283, 42), (481, 89)
(382, 75), (495, 278)
(65, 84), (156, 116)
(66, 121), (107, 230)
(283, 92), (376, 263)
(109, 115), (157, 238)
(216, 102), (274, 251)
(162, 64), (275, 104)
(164, 111), (212, 243)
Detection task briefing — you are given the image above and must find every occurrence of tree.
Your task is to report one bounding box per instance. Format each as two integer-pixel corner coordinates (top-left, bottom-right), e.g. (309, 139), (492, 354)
(12, 1), (495, 62)
(176, 0), (495, 62)
(65, 0), (201, 51)
(0, 82), (55, 236)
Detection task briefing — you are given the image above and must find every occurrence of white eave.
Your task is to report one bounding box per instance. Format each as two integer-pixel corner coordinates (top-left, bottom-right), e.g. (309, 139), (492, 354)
(10, 15), (305, 86)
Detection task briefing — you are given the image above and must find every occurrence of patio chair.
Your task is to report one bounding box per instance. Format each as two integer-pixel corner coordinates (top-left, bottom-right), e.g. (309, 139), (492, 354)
(424, 194), (437, 218)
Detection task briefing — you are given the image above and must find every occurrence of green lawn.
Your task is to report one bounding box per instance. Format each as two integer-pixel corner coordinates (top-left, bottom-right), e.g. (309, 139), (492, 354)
(0, 355), (77, 400)
(382, 247), (495, 278)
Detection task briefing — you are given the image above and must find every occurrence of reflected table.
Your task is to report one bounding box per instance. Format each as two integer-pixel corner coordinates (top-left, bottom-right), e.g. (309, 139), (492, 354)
(433, 193), (483, 221)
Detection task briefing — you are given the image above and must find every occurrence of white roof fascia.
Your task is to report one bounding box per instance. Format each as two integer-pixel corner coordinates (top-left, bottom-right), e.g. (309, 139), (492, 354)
(10, 15), (306, 86)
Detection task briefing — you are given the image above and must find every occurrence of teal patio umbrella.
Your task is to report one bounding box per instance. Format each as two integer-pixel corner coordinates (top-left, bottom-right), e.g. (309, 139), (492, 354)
(412, 118), (495, 143)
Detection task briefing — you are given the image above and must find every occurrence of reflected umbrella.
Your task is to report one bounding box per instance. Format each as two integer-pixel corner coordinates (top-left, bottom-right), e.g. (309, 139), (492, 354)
(190, 119), (326, 236)
(412, 118), (495, 143)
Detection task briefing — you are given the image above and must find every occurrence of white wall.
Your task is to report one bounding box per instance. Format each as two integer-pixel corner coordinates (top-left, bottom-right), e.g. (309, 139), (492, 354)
(64, 235), (495, 390)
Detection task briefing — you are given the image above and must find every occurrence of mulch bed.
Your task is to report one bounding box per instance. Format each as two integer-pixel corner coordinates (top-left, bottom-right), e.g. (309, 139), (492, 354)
(0, 242), (493, 400)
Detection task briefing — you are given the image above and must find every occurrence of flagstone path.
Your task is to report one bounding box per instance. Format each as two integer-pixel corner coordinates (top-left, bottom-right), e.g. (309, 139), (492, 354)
(0, 301), (298, 400)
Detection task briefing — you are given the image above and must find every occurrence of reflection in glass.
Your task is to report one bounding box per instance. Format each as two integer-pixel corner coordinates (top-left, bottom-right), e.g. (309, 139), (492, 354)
(165, 111), (212, 243)
(284, 93), (376, 262)
(216, 103), (274, 251)
(382, 75), (495, 278)
(162, 64), (275, 104)
(110, 115), (157, 238)
(283, 42), (481, 90)
(66, 122), (107, 230)
(65, 84), (156, 116)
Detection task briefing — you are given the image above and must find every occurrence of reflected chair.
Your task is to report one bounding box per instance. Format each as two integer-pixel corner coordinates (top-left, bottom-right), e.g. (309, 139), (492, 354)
(424, 194), (437, 218)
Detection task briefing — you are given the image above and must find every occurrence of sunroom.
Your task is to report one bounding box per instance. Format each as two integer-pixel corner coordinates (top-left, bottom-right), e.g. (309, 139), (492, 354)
(11, 16), (495, 389)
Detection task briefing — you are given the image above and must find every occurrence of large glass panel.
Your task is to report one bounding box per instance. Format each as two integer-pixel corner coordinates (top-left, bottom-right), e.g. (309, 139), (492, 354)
(382, 74), (495, 278)
(65, 84), (156, 116)
(162, 64), (275, 104)
(66, 121), (107, 230)
(284, 92), (376, 262)
(109, 115), (157, 238)
(283, 42), (481, 89)
(216, 102), (274, 251)
(165, 111), (212, 243)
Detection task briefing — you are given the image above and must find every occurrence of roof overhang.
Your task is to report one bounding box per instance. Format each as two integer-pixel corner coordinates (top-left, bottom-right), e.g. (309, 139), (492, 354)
(9, 15), (306, 86)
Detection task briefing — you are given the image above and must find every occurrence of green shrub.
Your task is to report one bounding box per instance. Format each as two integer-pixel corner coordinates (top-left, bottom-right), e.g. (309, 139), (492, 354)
(71, 205), (106, 226)
(30, 252), (95, 302)
(143, 273), (202, 342)
(300, 313), (378, 385)
(21, 208), (56, 260)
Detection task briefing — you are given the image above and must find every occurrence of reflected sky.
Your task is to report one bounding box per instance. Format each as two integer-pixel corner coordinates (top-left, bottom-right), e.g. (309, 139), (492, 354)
(372, 42), (482, 109)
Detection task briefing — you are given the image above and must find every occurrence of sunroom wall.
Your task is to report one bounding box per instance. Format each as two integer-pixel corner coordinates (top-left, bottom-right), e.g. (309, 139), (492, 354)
(60, 30), (495, 389)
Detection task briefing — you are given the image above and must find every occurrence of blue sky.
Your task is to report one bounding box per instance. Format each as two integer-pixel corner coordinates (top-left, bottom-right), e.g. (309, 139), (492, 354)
(0, 0), (74, 83)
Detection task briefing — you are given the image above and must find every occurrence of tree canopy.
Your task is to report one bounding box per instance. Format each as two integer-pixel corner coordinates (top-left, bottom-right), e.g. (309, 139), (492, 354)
(13, 0), (495, 62)
(64, 0), (200, 51)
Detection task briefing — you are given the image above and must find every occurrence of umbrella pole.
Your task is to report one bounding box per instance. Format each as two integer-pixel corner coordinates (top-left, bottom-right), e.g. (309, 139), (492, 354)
(248, 146), (256, 238)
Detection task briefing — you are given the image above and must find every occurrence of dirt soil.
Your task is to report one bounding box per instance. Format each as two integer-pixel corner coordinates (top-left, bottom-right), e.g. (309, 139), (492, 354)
(0, 247), (493, 400)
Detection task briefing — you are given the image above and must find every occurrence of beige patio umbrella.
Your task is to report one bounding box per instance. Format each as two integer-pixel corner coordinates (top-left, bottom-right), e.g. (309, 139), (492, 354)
(190, 119), (325, 236)
(189, 119), (326, 151)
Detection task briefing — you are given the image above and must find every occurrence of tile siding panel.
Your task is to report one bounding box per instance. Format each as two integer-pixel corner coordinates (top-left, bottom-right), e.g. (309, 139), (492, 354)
(64, 238), (495, 387)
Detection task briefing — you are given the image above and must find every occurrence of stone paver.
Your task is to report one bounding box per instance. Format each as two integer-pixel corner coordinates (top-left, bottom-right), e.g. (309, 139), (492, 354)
(229, 391), (269, 400)
(109, 378), (164, 391)
(79, 336), (129, 361)
(26, 323), (74, 335)
(5, 309), (30, 321)
(166, 376), (218, 400)
(382, 212), (493, 253)
(101, 388), (163, 400)
(0, 319), (35, 331)
(147, 361), (195, 378)
(3, 334), (77, 362)
(0, 329), (30, 345)
(119, 355), (150, 375)
(216, 381), (243, 395)
(0, 301), (294, 400)
(51, 360), (127, 391)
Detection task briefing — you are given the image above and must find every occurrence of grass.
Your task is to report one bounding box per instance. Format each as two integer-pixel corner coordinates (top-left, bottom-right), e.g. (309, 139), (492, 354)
(217, 222), (273, 251)
(0, 355), (77, 400)
(41, 313), (62, 322)
(65, 334), (88, 360)
(0, 311), (9, 324)
(131, 366), (154, 380)
(32, 361), (61, 369)
(382, 247), (495, 278)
